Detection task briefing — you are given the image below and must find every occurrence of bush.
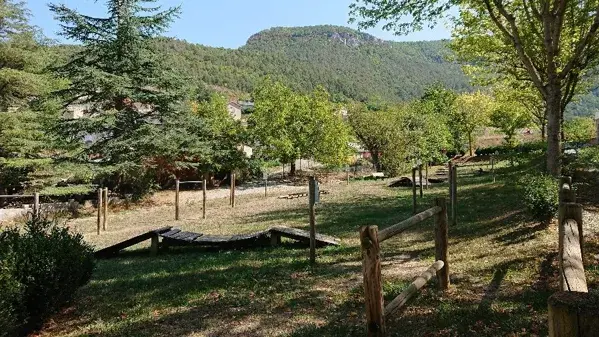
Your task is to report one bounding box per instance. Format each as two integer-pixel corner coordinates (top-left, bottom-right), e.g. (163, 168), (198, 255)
(564, 117), (595, 143)
(519, 173), (559, 222)
(475, 141), (546, 156)
(0, 218), (95, 336)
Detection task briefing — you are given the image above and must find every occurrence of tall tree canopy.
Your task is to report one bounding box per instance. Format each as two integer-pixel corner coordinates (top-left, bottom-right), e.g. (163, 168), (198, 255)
(452, 91), (493, 156)
(350, 0), (599, 175)
(249, 79), (351, 174)
(50, 0), (183, 172)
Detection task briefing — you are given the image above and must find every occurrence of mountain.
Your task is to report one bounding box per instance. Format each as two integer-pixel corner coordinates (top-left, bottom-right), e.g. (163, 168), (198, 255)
(154, 25), (471, 102)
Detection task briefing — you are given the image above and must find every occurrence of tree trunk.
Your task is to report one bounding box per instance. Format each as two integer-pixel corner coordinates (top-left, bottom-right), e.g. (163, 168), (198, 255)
(468, 133), (473, 156)
(372, 151), (382, 172)
(546, 85), (562, 176)
(290, 162), (296, 176)
(542, 121), (546, 140)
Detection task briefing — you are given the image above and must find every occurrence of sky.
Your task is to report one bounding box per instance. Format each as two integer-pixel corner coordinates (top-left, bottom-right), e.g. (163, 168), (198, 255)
(26, 0), (452, 48)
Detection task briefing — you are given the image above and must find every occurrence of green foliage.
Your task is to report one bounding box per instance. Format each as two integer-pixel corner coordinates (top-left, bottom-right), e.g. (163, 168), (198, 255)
(0, 217), (95, 336)
(451, 91), (493, 155)
(565, 145), (599, 173)
(490, 86), (532, 147)
(249, 80), (351, 172)
(564, 117), (596, 143)
(475, 141), (546, 156)
(518, 173), (559, 222)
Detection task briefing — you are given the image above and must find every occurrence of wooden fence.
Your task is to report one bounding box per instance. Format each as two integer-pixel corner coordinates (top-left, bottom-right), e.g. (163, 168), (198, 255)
(360, 197), (449, 337)
(548, 176), (599, 336)
(0, 193), (40, 218)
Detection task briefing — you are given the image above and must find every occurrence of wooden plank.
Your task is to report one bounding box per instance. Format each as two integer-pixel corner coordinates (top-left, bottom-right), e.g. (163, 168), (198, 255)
(160, 229), (181, 238)
(269, 227), (340, 246)
(378, 206), (442, 243)
(360, 226), (386, 337)
(94, 226), (172, 258)
(384, 260), (445, 318)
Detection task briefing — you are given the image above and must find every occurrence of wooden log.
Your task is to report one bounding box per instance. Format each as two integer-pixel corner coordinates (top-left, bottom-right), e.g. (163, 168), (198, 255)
(558, 202), (587, 292)
(309, 176), (316, 265)
(384, 260), (445, 318)
(103, 188), (108, 231)
(202, 179), (207, 220)
(378, 206), (441, 243)
(418, 164), (423, 198)
(360, 226), (386, 337)
(451, 166), (457, 227)
(33, 192), (39, 218)
(434, 198), (449, 290)
(97, 188), (102, 235)
(175, 179), (180, 220)
(412, 167), (417, 214)
(548, 291), (599, 337)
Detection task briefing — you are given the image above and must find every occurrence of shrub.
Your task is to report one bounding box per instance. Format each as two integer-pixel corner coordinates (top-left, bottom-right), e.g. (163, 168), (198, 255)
(564, 117), (595, 143)
(475, 141), (546, 156)
(0, 218), (95, 336)
(519, 173), (559, 222)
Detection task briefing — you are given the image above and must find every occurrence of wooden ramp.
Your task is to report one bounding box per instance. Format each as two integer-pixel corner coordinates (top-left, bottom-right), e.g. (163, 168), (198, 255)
(269, 226), (340, 247)
(94, 226), (172, 258)
(160, 229), (271, 248)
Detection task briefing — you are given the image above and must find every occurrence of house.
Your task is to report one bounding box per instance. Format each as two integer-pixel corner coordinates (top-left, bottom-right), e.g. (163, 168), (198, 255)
(227, 102), (242, 121)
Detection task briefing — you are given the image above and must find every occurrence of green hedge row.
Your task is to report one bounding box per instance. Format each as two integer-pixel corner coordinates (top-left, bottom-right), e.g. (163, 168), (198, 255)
(475, 141), (547, 156)
(0, 218), (95, 337)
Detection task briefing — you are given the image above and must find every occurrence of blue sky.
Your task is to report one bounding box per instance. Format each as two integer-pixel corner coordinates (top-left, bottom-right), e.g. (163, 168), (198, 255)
(26, 0), (451, 48)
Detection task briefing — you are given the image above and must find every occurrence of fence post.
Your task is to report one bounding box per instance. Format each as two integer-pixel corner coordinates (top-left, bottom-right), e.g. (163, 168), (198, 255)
(103, 188), (108, 231)
(418, 164), (423, 198)
(548, 292), (599, 337)
(425, 164), (429, 190)
(231, 173), (236, 208)
(33, 192), (40, 219)
(175, 179), (180, 220)
(448, 161), (453, 214)
(202, 179), (207, 220)
(309, 176), (317, 265)
(491, 155), (495, 183)
(97, 188), (102, 235)
(265, 177), (268, 197)
(434, 198), (450, 290)
(559, 176), (575, 203)
(558, 202), (584, 283)
(412, 167), (417, 214)
(360, 225), (386, 337)
(451, 165), (457, 227)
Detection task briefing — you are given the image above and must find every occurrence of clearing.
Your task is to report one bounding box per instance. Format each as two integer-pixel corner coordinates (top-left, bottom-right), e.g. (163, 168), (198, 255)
(39, 164), (599, 337)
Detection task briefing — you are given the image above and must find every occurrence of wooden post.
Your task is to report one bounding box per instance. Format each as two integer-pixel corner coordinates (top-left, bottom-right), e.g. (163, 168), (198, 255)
(231, 173), (236, 208)
(558, 202), (585, 289)
(418, 164), (423, 198)
(202, 179), (207, 220)
(33, 192), (39, 218)
(434, 198), (449, 290)
(175, 179), (180, 220)
(559, 176), (575, 203)
(265, 177), (268, 197)
(103, 187), (108, 231)
(425, 164), (429, 190)
(451, 165), (457, 227)
(491, 156), (495, 183)
(360, 226), (386, 337)
(309, 176), (317, 265)
(97, 188), (102, 235)
(412, 167), (417, 214)
(548, 292), (599, 337)
(150, 234), (159, 257)
(347, 169), (350, 185)
(448, 161), (454, 214)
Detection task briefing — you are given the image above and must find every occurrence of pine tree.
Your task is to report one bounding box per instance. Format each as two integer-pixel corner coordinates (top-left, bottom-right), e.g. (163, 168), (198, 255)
(50, 0), (183, 171)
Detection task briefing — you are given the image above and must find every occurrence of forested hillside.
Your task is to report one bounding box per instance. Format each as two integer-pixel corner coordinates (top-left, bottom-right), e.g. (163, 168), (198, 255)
(154, 25), (471, 102)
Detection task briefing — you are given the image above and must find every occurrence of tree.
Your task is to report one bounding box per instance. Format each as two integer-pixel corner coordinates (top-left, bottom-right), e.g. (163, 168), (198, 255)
(0, 0), (57, 110)
(419, 84), (462, 153)
(49, 0), (183, 192)
(490, 88), (531, 147)
(0, 1), (64, 195)
(452, 91), (493, 156)
(250, 79), (350, 174)
(347, 103), (390, 171)
(350, 0), (599, 176)
(563, 117), (596, 143)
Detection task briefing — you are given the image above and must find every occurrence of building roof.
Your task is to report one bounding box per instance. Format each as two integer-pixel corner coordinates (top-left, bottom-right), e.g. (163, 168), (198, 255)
(228, 101), (242, 109)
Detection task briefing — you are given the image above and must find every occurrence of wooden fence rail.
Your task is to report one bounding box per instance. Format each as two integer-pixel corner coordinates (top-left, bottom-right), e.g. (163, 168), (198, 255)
(548, 176), (599, 337)
(361, 197), (449, 337)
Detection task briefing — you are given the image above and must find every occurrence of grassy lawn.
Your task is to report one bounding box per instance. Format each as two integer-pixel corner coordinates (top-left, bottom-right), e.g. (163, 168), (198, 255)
(39, 165), (599, 337)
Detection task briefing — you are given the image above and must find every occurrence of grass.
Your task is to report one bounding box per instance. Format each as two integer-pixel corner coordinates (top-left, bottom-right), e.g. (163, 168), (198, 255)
(38, 164), (599, 337)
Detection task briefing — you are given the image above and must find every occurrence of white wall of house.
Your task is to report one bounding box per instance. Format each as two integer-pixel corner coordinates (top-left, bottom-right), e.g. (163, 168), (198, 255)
(227, 103), (242, 121)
